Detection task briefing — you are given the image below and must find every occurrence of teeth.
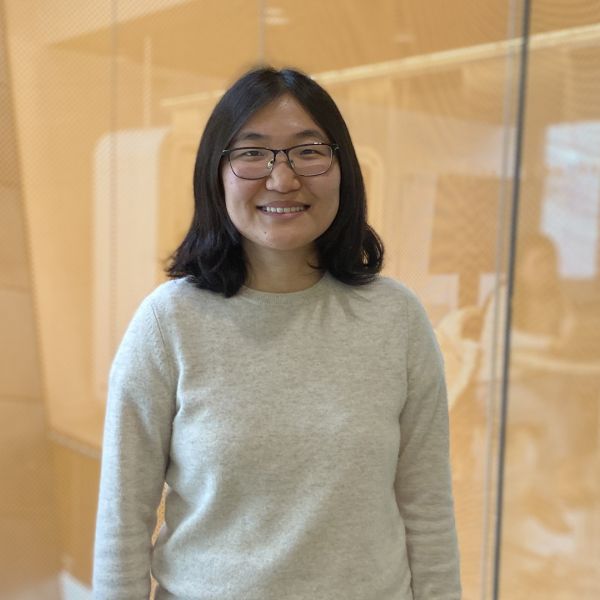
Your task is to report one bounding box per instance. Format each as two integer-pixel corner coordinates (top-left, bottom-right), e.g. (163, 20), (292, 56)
(261, 205), (307, 213)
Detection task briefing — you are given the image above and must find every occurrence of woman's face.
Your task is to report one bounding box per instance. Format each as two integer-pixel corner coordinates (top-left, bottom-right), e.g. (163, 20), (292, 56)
(221, 94), (340, 261)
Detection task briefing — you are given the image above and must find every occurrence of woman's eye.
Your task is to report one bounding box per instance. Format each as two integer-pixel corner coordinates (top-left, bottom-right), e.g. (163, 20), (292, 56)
(232, 148), (268, 161)
(298, 146), (327, 158)
(300, 146), (327, 156)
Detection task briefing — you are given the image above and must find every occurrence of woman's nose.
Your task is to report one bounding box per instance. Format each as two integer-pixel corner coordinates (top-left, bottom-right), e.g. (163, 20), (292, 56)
(265, 152), (301, 192)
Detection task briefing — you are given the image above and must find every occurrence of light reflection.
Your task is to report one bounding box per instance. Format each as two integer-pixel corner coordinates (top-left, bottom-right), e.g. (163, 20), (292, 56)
(543, 122), (600, 279)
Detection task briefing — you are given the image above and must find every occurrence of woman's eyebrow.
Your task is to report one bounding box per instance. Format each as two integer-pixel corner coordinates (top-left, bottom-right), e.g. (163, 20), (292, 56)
(232, 131), (266, 143)
(231, 129), (327, 145)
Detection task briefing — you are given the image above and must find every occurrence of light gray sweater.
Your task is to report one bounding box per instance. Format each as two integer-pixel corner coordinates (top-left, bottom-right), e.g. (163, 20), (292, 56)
(93, 271), (461, 600)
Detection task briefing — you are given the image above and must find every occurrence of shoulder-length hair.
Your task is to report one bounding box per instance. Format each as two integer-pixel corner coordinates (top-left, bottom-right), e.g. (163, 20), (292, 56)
(167, 65), (384, 297)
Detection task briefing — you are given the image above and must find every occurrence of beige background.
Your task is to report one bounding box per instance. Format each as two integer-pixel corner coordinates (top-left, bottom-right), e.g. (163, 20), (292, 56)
(1, 1), (599, 598)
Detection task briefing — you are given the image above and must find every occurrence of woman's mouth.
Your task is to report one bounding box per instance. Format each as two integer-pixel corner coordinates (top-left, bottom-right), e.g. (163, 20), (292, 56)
(257, 205), (309, 214)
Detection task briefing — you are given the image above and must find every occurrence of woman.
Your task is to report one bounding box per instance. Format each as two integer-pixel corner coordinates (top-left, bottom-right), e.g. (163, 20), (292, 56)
(93, 66), (461, 600)
(479, 232), (577, 383)
(477, 233), (586, 596)
(511, 233), (576, 352)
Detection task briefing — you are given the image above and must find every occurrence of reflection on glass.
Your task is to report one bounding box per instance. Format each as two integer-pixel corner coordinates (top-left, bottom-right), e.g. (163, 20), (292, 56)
(500, 231), (600, 598)
(2, 0), (599, 596)
(498, 8), (600, 595)
(543, 122), (600, 280)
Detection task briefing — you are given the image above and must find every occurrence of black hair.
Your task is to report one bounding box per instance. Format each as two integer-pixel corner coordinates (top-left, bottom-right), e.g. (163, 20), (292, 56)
(166, 65), (384, 297)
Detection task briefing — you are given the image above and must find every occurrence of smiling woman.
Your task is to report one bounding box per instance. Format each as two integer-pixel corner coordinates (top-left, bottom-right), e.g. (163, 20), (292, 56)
(220, 94), (341, 292)
(164, 67), (384, 297)
(92, 66), (461, 600)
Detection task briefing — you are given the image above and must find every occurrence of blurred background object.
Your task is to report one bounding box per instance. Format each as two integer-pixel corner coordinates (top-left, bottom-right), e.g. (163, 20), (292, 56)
(0, 0), (598, 598)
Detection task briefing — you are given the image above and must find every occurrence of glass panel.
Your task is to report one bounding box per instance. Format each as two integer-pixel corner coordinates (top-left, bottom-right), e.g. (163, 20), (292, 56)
(12, 1), (598, 598)
(4, 0), (262, 443)
(2, 1), (117, 592)
(2, 0), (262, 595)
(499, 1), (600, 597)
(264, 2), (523, 599)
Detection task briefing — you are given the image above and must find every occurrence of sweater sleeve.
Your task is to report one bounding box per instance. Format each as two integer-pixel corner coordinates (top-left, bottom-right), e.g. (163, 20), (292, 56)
(394, 293), (462, 599)
(93, 296), (176, 600)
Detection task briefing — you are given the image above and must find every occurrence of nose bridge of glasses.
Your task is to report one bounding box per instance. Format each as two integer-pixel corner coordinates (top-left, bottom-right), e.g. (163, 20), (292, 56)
(268, 148), (295, 172)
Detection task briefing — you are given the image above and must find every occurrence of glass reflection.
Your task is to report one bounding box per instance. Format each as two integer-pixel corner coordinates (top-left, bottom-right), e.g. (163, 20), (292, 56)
(1, 0), (598, 597)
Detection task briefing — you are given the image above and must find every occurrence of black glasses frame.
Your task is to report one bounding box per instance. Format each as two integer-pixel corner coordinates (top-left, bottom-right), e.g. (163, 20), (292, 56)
(221, 142), (340, 180)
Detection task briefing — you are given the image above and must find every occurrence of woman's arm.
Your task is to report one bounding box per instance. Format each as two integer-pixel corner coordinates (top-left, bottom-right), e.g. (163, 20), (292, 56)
(394, 293), (461, 600)
(93, 296), (176, 600)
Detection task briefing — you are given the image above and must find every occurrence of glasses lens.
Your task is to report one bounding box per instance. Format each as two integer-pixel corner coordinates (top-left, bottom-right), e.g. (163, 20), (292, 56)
(227, 144), (334, 179)
(288, 144), (333, 176)
(228, 148), (272, 179)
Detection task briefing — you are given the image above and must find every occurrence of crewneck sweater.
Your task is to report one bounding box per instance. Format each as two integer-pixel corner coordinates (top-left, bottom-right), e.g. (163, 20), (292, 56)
(93, 271), (461, 600)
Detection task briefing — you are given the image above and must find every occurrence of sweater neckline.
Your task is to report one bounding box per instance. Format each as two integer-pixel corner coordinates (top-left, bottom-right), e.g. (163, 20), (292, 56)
(239, 271), (331, 304)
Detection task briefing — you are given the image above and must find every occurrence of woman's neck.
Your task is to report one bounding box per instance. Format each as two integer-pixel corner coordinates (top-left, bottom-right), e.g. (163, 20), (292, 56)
(243, 245), (322, 293)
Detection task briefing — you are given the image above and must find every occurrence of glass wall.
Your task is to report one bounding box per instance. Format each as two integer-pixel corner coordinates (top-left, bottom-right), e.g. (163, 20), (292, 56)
(1, 0), (598, 598)
(499, 1), (600, 597)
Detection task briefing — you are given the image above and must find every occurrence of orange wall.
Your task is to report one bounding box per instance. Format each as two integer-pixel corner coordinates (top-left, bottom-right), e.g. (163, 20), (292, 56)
(2, 1), (599, 597)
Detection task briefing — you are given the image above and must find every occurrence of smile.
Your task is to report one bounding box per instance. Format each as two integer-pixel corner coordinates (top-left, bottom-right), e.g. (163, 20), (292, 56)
(259, 205), (308, 214)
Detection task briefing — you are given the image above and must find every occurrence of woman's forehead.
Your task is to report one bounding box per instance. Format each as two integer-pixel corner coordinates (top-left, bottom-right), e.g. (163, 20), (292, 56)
(232, 94), (327, 144)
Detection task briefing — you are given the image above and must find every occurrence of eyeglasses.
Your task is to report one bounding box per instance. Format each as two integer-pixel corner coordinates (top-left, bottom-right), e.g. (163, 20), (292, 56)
(221, 142), (339, 180)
